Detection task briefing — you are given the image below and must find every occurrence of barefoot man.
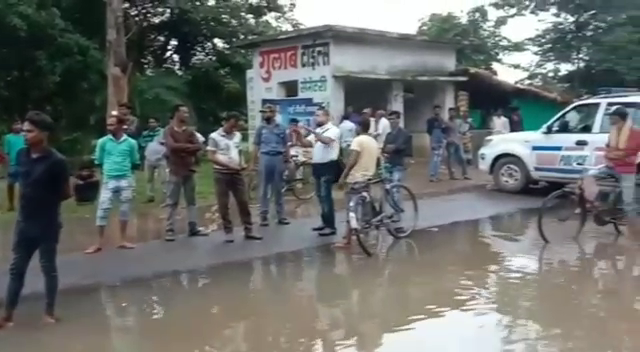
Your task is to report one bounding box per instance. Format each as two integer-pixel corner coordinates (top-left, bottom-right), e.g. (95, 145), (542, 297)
(1, 111), (70, 327)
(85, 112), (140, 254)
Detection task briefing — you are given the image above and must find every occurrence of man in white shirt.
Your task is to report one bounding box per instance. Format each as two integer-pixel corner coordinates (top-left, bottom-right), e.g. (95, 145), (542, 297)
(294, 108), (341, 236)
(491, 108), (511, 135)
(338, 114), (357, 160)
(371, 110), (391, 148)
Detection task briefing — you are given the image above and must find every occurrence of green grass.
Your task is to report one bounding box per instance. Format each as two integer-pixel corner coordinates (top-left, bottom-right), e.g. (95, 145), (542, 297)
(0, 165), (217, 221)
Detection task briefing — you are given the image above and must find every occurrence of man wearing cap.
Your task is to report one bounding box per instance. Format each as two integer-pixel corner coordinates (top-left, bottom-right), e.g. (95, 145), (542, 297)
(251, 104), (291, 227)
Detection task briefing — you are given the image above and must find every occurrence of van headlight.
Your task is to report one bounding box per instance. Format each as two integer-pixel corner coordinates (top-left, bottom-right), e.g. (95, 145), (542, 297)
(482, 138), (493, 147)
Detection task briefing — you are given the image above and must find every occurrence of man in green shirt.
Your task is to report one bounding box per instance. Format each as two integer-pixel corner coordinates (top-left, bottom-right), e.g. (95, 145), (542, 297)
(3, 120), (25, 211)
(85, 113), (140, 254)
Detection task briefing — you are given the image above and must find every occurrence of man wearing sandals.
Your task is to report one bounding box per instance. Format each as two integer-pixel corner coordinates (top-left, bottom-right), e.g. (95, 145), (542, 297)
(336, 118), (378, 248)
(604, 106), (640, 242)
(85, 112), (140, 254)
(1, 111), (70, 327)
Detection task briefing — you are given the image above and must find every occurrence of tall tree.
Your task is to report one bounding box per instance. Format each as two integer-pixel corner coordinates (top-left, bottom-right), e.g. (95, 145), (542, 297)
(417, 6), (524, 69)
(106, 0), (129, 115)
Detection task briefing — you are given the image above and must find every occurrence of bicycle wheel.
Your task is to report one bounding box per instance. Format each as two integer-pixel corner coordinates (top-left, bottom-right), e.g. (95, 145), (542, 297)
(349, 194), (378, 257)
(383, 184), (418, 239)
(291, 163), (315, 200)
(537, 188), (586, 243)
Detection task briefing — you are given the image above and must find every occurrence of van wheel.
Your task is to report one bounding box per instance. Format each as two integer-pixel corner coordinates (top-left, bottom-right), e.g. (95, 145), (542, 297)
(492, 157), (530, 193)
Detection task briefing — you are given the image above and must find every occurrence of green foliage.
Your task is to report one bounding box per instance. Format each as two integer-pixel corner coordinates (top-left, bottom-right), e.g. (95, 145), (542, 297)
(417, 6), (525, 69)
(0, 0), (299, 156)
(491, 0), (640, 93)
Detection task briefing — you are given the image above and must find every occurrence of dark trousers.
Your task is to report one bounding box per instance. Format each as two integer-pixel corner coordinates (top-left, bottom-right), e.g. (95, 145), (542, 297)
(214, 171), (252, 234)
(5, 230), (59, 315)
(314, 175), (336, 229)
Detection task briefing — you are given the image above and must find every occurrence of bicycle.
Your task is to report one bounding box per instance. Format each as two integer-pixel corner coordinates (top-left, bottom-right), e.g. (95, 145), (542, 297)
(246, 155), (315, 202)
(346, 167), (418, 257)
(537, 164), (627, 243)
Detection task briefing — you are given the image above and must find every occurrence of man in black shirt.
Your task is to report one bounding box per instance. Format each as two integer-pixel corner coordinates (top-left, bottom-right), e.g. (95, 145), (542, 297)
(0, 111), (70, 328)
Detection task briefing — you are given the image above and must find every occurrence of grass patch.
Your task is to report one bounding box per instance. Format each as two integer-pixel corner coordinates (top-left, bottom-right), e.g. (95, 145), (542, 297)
(0, 165), (217, 222)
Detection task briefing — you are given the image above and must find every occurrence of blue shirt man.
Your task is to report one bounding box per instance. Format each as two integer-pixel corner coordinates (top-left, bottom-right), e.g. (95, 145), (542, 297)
(251, 104), (291, 227)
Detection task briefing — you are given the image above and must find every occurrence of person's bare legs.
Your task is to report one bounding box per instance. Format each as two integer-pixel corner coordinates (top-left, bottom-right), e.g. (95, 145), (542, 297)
(116, 179), (135, 249)
(86, 181), (113, 254)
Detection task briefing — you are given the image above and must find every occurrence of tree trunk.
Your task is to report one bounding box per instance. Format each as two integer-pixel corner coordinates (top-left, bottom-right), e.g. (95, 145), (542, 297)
(106, 0), (129, 117)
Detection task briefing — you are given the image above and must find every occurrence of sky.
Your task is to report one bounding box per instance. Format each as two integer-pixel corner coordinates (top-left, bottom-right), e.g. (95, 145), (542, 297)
(293, 0), (546, 83)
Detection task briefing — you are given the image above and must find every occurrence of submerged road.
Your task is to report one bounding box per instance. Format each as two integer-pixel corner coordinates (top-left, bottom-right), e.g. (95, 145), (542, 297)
(2, 197), (639, 351)
(0, 191), (542, 298)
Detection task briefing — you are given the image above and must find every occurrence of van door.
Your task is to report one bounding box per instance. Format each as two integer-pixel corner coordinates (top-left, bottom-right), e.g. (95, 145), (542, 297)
(531, 102), (603, 181)
(593, 101), (640, 166)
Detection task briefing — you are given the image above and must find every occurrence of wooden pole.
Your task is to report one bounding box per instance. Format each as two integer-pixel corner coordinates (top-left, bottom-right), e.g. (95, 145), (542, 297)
(105, 0), (129, 117)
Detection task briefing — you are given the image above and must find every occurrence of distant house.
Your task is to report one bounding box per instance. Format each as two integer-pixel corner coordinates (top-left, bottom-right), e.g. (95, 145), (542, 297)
(449, 67), (572, 131)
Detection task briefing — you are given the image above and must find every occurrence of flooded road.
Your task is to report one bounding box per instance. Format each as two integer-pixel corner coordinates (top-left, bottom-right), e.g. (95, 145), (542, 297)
(2, 211), (640, 352)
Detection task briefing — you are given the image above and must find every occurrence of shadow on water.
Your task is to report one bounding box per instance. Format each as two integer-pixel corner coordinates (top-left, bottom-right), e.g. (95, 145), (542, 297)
(2, 211), (640, 351)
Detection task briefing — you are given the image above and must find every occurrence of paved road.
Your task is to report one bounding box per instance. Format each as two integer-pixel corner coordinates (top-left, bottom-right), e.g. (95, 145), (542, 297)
(0, 191), (542, 299)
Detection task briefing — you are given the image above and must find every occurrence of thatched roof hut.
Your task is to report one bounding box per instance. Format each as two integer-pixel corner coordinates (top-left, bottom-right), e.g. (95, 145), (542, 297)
(449, 67), (573, 104)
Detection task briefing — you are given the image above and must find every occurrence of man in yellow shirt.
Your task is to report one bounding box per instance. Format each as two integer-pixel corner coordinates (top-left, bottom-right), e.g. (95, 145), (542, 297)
(335, 118), (379, 248)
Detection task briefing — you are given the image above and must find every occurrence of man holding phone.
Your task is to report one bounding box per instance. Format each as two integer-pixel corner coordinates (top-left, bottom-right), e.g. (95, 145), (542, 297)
(208, 112), (259, 242)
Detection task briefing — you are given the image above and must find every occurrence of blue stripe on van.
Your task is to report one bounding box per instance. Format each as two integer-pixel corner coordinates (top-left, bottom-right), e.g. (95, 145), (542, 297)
(532, 146), (563, 151)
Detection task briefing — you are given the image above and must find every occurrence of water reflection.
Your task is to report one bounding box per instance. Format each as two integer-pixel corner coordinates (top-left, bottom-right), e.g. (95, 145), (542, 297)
(2, 212), (640, 351)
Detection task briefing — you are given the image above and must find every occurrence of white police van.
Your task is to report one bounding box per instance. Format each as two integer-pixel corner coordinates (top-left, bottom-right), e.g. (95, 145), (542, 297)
(478, 92), (640, 193)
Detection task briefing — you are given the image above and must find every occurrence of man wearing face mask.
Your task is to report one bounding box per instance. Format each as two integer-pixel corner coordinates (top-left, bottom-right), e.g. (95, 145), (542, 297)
(251, 104), (291, 227)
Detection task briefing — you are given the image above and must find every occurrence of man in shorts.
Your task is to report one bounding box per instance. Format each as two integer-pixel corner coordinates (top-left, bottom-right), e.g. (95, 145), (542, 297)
(335, 117), (379, 248)
(85, 112), (140, 254)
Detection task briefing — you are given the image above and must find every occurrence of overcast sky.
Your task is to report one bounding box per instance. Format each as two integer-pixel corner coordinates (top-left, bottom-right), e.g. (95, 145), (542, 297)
(294, 0), (546, 83)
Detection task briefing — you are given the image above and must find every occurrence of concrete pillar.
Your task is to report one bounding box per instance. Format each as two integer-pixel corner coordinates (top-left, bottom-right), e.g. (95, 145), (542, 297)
(329, 76), (345, 124)
(387, 81), (404, 126)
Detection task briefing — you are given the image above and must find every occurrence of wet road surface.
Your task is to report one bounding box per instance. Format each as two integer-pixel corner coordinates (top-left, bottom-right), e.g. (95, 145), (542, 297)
(0, 191), (541, 296)
(2, 208), (640, 351)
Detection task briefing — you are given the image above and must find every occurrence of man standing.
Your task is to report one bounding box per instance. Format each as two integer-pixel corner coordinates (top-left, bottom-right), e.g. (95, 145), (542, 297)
(338, 113), (357, 161)
(335, 117), (379, 248)
(85, 113), (139, 254)
(118, 103), (139, 138)
(382, 110), (411, 187)
(207, 112), (260, 243)
(294, 109), (341, 236)
(509, 106), (524, 132)
(445, 107), (470, 180)
(427, 105), (447, 182)
(3, 120), (25, 211)
(1, 111), (70, 327)
(371, 110), (391, 149)
(164, 104), (208, 241)
(139, 118), (164, 202)
(491, 108), (511, 135)
(251, 104), (291, 227)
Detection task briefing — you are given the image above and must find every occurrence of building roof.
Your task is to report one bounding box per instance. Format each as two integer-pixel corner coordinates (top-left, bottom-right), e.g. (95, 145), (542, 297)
(450, 67), (573, 104)
(235, 24), (456, 49)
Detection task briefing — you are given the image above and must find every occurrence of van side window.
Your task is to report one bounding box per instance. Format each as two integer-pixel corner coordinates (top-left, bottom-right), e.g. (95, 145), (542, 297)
(599, 102), (640, 133)
(549, 103), (600, 134)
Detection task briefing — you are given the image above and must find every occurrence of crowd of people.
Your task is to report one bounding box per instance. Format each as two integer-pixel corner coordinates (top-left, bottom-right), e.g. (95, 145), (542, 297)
(0, 101), (476, 327)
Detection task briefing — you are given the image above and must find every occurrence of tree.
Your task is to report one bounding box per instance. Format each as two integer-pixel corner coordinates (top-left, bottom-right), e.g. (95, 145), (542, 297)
(106, 0), (129, 115)
(417, 6), (524, 69)
(492, 0), (640, 93)
(0, 0), (299, 156)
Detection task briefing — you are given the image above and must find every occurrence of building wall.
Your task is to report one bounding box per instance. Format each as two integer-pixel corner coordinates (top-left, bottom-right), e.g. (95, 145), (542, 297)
(331, 38), (456, 77)
(512, 97), (566, 131)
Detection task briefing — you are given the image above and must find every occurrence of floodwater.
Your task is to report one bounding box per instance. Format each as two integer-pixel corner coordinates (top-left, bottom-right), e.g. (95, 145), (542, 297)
(2, 211), (640, 352)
